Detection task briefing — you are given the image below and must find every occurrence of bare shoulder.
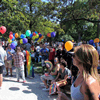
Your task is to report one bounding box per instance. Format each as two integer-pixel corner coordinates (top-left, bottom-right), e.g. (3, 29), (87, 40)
(82, 76), (100, 100)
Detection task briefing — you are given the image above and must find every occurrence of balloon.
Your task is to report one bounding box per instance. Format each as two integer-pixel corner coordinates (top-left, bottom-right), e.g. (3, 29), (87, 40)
(38, 33), (41, 34)
(47, 33), (51, 37)
(39, 34), (42, 38)
(8, 39), (12, 43)
(35, 31), (38, 34)
(35, 38), (39, 41)
(51, 32), (56, 37)
(13, 33), (15, 37)
(26, 30), (31, 37)
(9, 34), (13, 39)
(23, 38), (28, 44)
(0, 26), (6, 34)
(72, 40), (74, 42)
(89, 40), (94, 45)
(12, 36), (15, 41)
(20, 39), (23, 44)
(20, 34), (25, 39)
(30, 34), (33, 38)
(40, 35), (44, 39)
(37, 38), (41, 42)
(32, 36), (36, 40)
(12, 41), (17, 46)
(33, 32), (36, 36)
(9, 31), (13, 35)
(65, 41), (73, 51)
(94, 38), (99, 43)
(10, 43), (15, 49)
(24, 34), (26, 38)
(35, 34), (39, 38)
(15, 33), (19, 38)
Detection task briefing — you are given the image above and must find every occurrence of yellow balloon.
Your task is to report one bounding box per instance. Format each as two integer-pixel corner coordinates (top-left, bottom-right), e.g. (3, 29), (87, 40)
(65, 41), (73, 51)
(8, 39), (12, 43)
(72, 40), (74, 42)
(32, 36), (36, 40)
(36, 34), (39, 38)
(20, 39), (23, 44)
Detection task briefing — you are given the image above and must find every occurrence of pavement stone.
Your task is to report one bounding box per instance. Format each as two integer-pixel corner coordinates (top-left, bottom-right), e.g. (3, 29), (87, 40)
(0, 67), (71, 100)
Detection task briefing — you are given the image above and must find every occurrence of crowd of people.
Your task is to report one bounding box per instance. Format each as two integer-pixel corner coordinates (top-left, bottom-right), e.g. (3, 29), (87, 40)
(0, 39), (100, 100)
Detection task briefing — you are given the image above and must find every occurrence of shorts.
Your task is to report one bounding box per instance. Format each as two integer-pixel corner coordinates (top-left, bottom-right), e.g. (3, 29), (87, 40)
(0, 65), (4, 74)
(41, 75), (55, 81)
(5, 60), (12, 68)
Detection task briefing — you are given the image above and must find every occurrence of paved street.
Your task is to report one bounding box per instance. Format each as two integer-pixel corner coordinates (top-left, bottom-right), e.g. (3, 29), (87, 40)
(0, 67), (71, 100)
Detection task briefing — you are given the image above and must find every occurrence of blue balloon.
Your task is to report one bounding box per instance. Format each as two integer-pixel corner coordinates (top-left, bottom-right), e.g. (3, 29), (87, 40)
(35, 38), (39, 41)
(51, 32), (56, 37)
(13, 33), (15, 37)
(12, 37), (15, 41)
(23, 38), (28, 44)
(20, 34), (25, 39)
(39, 34), (42, 38)
(10, 43), (15, 49)
(30, 34), (33, 38)
(12, 41), (17, 46)
(89, 40), (94, 45)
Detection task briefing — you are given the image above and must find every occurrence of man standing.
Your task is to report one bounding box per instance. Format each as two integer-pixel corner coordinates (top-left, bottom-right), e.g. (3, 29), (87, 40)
(0, 40), (7, 89)
(40, 44), (49, 74)
(5, 43), (14, 76)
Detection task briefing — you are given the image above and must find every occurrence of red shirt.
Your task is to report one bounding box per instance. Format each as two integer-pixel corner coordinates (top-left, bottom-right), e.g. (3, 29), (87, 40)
(49, 48), (55, 60)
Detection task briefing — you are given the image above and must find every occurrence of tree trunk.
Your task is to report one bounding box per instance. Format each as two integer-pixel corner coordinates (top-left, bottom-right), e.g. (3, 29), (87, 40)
(97, 23), (100, 38)
(29, 2), (32, 30)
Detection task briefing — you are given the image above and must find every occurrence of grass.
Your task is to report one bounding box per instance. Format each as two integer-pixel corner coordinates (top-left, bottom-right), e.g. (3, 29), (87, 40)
(33, 62), (47, 74)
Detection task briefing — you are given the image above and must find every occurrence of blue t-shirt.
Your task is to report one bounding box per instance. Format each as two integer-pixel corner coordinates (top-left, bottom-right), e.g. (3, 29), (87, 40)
(6, 49), (15, 60)
(40, 48), (49, 60)
(25, 43), (31, 51)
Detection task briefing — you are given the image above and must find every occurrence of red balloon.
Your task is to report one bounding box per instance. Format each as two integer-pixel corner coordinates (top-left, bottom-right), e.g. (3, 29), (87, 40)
(33, 32), (36, 36)
(9, 34), (13, 39)
(38, 33), (41, 34)
(9, 31), (13, 35)
(0, 26), (6, 34)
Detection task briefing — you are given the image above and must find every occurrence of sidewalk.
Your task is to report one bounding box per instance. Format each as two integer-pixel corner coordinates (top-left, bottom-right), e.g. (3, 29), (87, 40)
(0, 67), (71, 100)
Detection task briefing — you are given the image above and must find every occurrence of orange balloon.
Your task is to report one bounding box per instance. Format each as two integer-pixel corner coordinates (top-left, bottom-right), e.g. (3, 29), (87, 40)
(47, 33), (51, 37)
(15, 33), (19, 38)
(65, 41), (73, 51)
(40, 35), (44, 39)
(94, 38), (99, 43)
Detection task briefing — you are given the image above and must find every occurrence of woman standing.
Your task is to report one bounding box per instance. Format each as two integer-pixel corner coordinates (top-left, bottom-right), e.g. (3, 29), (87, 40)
(57, 44), (100, 100)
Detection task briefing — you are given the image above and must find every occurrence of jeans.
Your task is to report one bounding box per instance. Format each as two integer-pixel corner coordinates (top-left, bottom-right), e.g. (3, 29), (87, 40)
(16, 65), (25, 81)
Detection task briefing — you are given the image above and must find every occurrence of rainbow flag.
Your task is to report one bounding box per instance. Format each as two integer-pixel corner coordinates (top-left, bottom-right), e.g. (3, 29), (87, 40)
(49, 83), (56, 95)
(26, 51), (34, 77)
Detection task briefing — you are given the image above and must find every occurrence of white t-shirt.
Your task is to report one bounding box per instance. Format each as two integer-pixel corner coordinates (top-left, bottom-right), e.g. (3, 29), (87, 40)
(36, 46), (41, 52)
(0, 47), (7, 66)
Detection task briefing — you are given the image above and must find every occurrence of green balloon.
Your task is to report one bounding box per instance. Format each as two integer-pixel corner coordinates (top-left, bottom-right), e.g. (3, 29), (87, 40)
(26, 30), (31, 37)
(24, 35), (26, 38)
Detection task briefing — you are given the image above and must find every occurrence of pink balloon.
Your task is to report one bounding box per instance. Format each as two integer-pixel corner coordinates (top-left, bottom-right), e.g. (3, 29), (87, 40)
(9, 31), (13, 35)
(0, 26), (7, 34)
(9, 34), (13, 39)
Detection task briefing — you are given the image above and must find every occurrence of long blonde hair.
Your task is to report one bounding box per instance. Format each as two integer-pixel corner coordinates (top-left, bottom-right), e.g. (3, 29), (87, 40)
(74, 44), (100, 84)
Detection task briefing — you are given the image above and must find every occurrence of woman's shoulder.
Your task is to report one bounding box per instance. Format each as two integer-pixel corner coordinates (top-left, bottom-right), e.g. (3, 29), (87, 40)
(81, 76), (100, 98)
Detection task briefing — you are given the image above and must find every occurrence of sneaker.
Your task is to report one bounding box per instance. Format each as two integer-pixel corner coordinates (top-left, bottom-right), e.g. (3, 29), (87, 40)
(5, 73), (8, 76)
(10, 74), (13, 77)
(23, 80), (26, 83)
(17, 80), (19, 82)
(42, 87), (49, 91)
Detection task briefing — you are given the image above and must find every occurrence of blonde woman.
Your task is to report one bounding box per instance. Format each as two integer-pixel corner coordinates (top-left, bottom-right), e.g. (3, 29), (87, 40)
(57, 44), (100, 100)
